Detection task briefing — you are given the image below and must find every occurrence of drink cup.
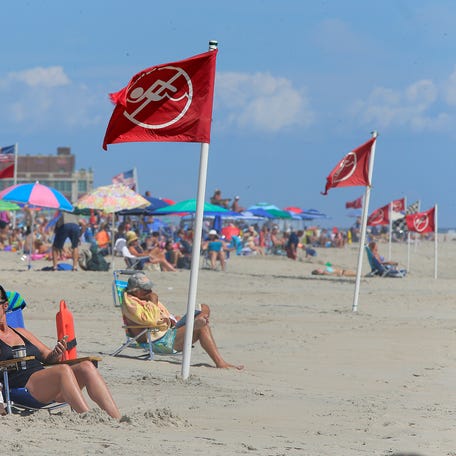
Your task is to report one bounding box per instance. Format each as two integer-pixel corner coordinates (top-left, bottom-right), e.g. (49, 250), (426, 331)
(11, 345), (27, 370)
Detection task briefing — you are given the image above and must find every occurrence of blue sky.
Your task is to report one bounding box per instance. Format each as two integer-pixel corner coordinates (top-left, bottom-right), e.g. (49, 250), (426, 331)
(1, 1), (456, 227)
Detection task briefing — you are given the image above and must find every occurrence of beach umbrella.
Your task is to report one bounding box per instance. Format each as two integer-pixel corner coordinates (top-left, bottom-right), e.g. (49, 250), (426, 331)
(0, 181), (74, 269)
(283, 206), (303, 214)
(247, 203), (291, 219)
(0, 201), (21, 211)
(301, 208), (328, 219)
(75, 184), (150, 263)
(117, 195), (170, 216)
(154, 198), (235, 216)
(0, 181), (73, 211)
(74, 183), (149, 213)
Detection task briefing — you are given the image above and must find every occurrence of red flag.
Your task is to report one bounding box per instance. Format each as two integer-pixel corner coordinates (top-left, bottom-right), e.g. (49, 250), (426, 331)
(345, 196), (363, 209)
(391, 198), (405, 212)
(0, 163), (14, 179)
(406, 207), (436, 233)
(322, 138), (376, 195)
(103, 50), (218, 150)
(367, 204), (390, 226)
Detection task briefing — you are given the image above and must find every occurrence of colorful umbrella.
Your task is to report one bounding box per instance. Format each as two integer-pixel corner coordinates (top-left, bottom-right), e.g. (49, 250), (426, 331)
(0, 201), (21, 211)
(117, 196), (170, 216)
(154, 199), (234, 216)
(248, 203), (291, 219)
(74, 184), (149, 213)
(0, 181), (73, 211)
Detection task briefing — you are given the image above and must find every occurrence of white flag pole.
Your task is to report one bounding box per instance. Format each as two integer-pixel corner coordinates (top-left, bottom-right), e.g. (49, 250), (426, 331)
(12, 143), (18, 229)
(388, 202), (392, 261)
(434, 204), (438, 279)
(407, 231), (411, 272)
(133, 167), (139, 194)
(181, 40), (218, 381)
(352, 131), (378, 313)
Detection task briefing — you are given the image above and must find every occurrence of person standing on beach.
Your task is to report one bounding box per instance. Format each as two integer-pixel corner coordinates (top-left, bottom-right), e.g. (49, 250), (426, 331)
(52, 211), (80, 271)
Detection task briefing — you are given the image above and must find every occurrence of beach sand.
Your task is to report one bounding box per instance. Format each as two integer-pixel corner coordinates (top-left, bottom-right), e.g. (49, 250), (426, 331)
(0, 238), (454, 456)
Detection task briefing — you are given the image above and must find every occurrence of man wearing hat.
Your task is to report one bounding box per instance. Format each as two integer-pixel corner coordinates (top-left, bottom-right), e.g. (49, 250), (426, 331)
(122, 273), (243, 370)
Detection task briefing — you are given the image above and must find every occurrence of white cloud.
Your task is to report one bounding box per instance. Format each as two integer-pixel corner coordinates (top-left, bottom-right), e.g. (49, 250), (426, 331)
(215, 72), (314, 132)
(350, 78), (451, 131)
(8, 66), (70, 88)
(0, 66), (104, 130)
(443, 66), (456, 105)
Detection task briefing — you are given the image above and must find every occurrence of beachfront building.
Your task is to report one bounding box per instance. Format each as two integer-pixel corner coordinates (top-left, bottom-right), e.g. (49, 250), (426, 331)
(0, 146), (93, 203)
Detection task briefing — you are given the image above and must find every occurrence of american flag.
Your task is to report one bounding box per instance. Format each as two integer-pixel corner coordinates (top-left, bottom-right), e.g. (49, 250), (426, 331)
(112, 168), (136, 190)
(0, 145), (15, 163)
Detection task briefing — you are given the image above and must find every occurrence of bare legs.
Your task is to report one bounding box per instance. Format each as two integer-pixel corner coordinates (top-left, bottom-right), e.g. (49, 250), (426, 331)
(173, 304), (243, 370)
(208, 251), (226, 271)
(25, 361), (120, 419)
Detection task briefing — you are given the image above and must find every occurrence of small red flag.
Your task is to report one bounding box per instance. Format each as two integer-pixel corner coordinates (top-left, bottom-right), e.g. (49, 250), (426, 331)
(406, 207), (435, 233)
(322, 138), (376, 195)
(345, 196), (363, 209)
(391, 198), (405, 212)
(103, 50), (218, 150)
(367, 203), (390, 226)
(0, 163), (14, 179)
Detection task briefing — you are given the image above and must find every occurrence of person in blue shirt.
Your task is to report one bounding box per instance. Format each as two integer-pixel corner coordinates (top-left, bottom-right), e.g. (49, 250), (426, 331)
(203, 229), (227, 271)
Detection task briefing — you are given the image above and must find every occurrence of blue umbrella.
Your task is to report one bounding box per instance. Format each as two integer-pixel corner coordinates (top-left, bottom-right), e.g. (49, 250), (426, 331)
(117, 196), (169, 216)
(302, 208), (328, 219)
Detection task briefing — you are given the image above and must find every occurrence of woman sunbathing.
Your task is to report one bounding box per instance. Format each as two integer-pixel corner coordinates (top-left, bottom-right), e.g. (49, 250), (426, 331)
(0, 285), (120, 419)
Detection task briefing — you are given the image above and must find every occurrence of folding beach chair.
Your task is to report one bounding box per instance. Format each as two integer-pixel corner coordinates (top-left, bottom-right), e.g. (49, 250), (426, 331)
(365, 246), (407, 278)
(111, 270), (179, 361)
(2, 291), (101, 415)
(121, 245), (150, 270)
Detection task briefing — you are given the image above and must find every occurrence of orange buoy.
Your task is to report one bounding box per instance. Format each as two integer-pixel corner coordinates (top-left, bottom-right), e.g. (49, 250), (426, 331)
(56, 300), (77, 360)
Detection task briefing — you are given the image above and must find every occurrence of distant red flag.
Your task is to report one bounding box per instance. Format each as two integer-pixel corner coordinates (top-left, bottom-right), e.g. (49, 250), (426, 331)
(103, 50), (218, 150)
(391, 198), (405, 212)
(345, 196), (363, 209)
(0, 163), (14, 179)
(367, 203), (390, 226)
(406, 207), (436, 233)
(322, 138), (376, 195)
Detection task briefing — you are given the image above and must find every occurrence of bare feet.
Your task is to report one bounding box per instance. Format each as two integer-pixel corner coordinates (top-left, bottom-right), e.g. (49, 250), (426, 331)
(215, 362), (245, 370)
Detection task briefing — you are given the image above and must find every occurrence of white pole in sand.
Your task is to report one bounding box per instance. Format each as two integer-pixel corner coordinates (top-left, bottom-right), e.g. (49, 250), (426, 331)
(434, 204), (438, 279)
(352, 131), (378, 313)
(181, 40), (218, 380)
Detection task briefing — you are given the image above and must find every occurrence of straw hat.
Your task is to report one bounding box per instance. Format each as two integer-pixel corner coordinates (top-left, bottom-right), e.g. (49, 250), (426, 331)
(126, 231), (138, 244)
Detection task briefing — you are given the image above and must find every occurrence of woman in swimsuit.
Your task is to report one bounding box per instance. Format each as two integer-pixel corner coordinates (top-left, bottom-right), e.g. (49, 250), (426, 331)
(0, 285), (120, 419)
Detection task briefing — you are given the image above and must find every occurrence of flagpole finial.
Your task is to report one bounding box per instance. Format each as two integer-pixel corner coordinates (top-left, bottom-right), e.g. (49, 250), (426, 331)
(371, 130), (378, 138)
(209, 40), (218, 50)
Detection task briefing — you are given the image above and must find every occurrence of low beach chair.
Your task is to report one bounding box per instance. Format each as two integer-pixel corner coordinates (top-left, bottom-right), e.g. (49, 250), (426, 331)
(2, 291), (101, 414)
(110, 270), (179, 360)
(365, 246), (406, 278)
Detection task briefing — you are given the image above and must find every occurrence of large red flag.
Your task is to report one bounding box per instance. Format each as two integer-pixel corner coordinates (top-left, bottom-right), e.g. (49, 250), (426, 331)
(345, 196), (362, 209)
(406, 207), (435, 233)
(0, 163), (14, 179)
(322, 138), (376, 195)
(391, 198), (405, 212)
(103, 50), (218, 150)
(367, 203), (390, 226)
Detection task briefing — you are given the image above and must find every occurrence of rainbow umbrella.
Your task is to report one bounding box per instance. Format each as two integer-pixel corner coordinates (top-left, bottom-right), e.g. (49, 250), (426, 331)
(75, 184), (150, 263)
(74, 184), (149, 213)
(0, 181), (73, 211)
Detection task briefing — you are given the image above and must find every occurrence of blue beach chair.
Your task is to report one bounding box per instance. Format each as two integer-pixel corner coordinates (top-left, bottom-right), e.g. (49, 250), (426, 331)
(365, 246), (407, 278)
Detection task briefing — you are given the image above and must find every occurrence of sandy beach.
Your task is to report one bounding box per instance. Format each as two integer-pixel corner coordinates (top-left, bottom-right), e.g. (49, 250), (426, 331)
(0, 238), (455, 456)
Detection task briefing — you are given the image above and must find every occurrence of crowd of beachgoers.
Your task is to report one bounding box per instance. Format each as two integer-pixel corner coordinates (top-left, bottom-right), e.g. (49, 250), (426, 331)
(0, 205), (366, 271)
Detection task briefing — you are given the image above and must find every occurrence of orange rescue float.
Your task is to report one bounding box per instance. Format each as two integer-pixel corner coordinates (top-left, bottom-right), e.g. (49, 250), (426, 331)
(56, 300), (77, 360)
